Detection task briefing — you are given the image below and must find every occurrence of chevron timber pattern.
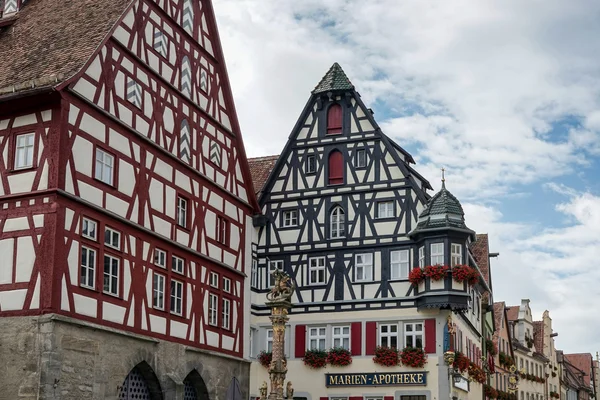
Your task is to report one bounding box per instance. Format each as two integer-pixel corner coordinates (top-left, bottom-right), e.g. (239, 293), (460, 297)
(181, 56), (192, 98)
(210, 141), (221, 165)
(126, 77), (142, 108)
(180, 120), (191, 163)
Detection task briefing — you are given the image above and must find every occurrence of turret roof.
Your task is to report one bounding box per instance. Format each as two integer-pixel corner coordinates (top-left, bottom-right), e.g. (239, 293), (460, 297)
(312, 62), (354, 94)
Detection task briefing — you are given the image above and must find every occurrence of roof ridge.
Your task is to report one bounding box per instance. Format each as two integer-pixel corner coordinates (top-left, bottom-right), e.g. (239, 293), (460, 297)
(312, 62), (354, 94)
(248, 155), (279, 161)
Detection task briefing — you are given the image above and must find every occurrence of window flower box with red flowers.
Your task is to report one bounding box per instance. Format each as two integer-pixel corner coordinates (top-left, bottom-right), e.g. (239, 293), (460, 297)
(400, 347), (427, 368)
(303, 349), (328, 369)
(486, 338), (498, 356)
(453, 351), (470, 373)
(408, 268), (425, 286)
(373, 346), (400, 367)
(451, 265), (479, 285)
(258, 351), (272, 368)
(468, 361), (487, 384)
(327, 347), (352, 367)
(423, 265), (450, 281)
(498, 352), (514, 368)
(550, 392), (560, 399)
(484, 384), (499, 399)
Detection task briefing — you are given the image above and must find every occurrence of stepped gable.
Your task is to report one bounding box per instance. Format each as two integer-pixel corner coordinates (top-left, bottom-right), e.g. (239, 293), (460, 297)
(0, 0), (131, 94)
(248, 155), (279, 195)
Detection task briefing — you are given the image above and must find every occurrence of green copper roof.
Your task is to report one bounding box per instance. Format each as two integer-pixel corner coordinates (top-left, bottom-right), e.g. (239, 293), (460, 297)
(312, 62), (355, 94)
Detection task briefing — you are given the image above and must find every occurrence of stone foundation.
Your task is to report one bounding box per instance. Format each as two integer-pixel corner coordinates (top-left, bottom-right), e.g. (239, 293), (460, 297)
(0, 314), (249, 400)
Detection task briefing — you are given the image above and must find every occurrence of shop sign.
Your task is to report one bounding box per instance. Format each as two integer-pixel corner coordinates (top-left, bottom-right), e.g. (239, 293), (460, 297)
(325, 372), (427, 387)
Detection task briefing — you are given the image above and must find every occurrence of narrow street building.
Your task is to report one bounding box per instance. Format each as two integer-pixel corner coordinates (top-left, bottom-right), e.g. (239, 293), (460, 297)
(491, 302), (517, 398)
(533, 311), (561, 400)
(0, 0), (258, 399)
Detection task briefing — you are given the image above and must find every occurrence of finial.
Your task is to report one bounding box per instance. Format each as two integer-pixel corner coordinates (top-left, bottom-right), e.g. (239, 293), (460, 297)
(441, 167), (446, 188)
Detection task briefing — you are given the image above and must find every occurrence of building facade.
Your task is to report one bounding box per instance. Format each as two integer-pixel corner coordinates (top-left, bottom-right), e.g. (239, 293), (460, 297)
(247, 64), (489, 400)
(0, 0), (258, 399)
(491, 302), (517, 398)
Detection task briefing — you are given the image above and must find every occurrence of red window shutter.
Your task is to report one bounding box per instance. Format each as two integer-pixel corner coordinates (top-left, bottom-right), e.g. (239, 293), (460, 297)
(295, 325), (306, 358)
(384, 397), (394, 400)
(350, 397), (363, 400)
(328, 150), (344, 185)
(351, 322), (362, 356)
(320, 397), (329, 400)
(424, 318), (436, 354)
(365, 321), (377, 355)
(327, 104), (342, 135)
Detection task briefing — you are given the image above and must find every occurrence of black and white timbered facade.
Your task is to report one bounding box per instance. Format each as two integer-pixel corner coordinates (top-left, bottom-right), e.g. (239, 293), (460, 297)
(248, 64), (490, 400)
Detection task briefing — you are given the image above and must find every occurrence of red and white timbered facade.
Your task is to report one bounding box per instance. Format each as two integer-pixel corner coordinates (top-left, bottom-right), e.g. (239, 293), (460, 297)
(0, 0), (258, 360)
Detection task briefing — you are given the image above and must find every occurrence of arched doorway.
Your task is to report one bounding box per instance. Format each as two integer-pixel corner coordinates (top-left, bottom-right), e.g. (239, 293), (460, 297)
(119, 362), (163, 400)
(184, 370), (209, 400)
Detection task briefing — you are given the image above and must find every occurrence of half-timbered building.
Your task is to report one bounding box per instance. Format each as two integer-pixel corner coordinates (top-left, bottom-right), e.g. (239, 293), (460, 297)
(491, 302), (517, 397)
(247, 64), (490, 400)
(0, 0), (258, 399)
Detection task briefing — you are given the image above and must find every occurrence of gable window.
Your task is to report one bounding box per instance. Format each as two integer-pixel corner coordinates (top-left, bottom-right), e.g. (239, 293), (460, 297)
(430, 243), (444, 265)
(103, 254), (120, 296)
(81, 218), (97, 241)
(216, 216), (229, 245)
(451, 243), (462, 266)
(223, 277), (231, 293)
(377, 201), (394, 218)
(104, 227), (121, 250)
(154, 248), (166, 268)
(153, 28), (168, 58)
(418, 246), (425, 268)
(332, 326), (350, 350)
(269, 260), (283, 287)
(181, 56), (192, 98)
(308, 327), (327, 350)
(404, 322), (424, 348)
(309, 257), (326, 285)
(306, 155), (316, 174)
(176, 196), (188, 228)
(172, 255), (185, 274)
(208, 293), (218, 326)
(14, 132), (35, 170)
(326, 104), (342, 135)
(222, 298), (231, 330)
(126, 77), (142, 109)
(170, 279), (183, 315)
(282, 210), (298, 227)
(80, 247), (96, 289)
(390, 250), (410, 280)
(328, 150), (344, 185)
(330, 206), (345, 239)
(266, 329), (274, 352)
(153, 273), (165, 310)
(379, 324), (398, 348)
(95, 148), (115, 186)
(251, 259), (258, 289)
(355, 148), (366, 168)
(355, 253), (373, 282)
(210, 272), (219, 288)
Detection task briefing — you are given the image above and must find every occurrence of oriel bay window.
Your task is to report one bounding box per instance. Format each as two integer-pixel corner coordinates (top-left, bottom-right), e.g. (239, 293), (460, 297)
(451, 243), (462, 266)
(430, 243), (444, 265)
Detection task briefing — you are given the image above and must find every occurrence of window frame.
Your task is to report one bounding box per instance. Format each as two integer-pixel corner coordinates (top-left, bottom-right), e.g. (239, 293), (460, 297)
(390, 249), (410, 280)
(355, 148), (367, 168)
(223, 277), (231, 293)
(330, 206), (345, 239)
(13, 132), (36, 171)
(308, 257), (327, 286)
(81, 217), (98, 241)
(308, 326), (327, 350)
(210, 271), (219, 288)
(354, 253), (373, 282)
(418, 246), (425, 268)
(94, 147), (116, 186)
(332, 325), (351, 350)
(216, 215), (229, 246)
(376, 200), (395, 219)
(268, 260), (283, 287)
(80, 246), (97, 290)
(282, 209), (299, 228)
(154, 248), (166, 268)
(172, 255), (185, 275)
(266, 329), (274, 352)
(103, 253), (120, 297)
(451, 243), (462, 266)
(104, 226), (121, 251)
(379, 323), (399, 348)
(208, 293), (218, 326)
(222, 297), (231, 330)
(404, 321), (424, 349)
(251, 259), (258, 289)
(170, 279), (184, 315)
(176, 195), (189, 229)
(430, 243), (444, 265)
(306, 154), (316, 174)
(153, 272), (166, 310)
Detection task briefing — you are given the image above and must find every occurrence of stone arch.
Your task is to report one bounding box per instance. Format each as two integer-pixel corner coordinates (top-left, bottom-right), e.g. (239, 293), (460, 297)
(119, 361), (163, 400)
(183, 369), (210, 400)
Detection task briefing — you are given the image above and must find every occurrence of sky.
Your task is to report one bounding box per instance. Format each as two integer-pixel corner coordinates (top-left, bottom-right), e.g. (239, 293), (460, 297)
(213, 0), (600, 355)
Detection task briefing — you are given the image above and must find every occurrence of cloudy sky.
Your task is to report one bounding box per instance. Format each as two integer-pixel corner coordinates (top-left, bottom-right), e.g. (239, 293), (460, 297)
(213, 0), (600, 354)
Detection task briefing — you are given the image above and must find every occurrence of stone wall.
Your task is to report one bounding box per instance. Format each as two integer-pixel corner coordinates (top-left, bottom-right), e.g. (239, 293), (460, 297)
(0, 314), (250, 400)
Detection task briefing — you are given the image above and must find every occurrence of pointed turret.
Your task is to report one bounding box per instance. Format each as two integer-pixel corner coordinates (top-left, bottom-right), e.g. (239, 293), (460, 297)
(312, 62), (355, 94)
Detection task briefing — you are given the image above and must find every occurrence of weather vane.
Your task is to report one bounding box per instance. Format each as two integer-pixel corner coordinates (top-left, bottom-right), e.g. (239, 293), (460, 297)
(441, 167), (446, 183)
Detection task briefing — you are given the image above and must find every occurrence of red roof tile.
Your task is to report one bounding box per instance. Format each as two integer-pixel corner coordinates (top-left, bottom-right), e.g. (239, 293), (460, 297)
(248, 155), (278, 196)
(493, 301), (505, 335)
(470, 233), (490, 286)
(566, 353), (593, 386)
(0, 0), (131, 92)
(533, 321), (544, 354)
(506, 306), (520, 321)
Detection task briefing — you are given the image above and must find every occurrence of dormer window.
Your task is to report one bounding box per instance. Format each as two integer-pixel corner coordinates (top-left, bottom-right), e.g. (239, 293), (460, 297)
(326, 104), (342, 135)
(430, 243), (444, 265)
(328, 150), (344, 185)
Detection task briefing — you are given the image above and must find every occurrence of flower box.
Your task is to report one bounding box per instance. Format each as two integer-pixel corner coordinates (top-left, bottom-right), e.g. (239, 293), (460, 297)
(303, 349), (328, 369)
(452, 265), (479, 285)
(400, 346), (427, 368)
(373, 346), (400, 367)
(327, 347), (352, 367)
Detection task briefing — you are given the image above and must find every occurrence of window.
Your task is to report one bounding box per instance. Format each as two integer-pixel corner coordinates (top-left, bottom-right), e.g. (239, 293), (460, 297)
(282, 210), (298, 227)
(328, 150), (344, 185)
(154, 248), (166, 268)
(266, 329), (274, 352)
(170, 279), (183, 315)
(80, 247), (96, 289)
(172, 255), (184, 274)
(309, 257), (326, 285)
(216, 216), (229, 245)
(327, 104), (342, 135)
(430, 243), (444, 265)
(210, 272), (219, 288)
(377, 201), (394, 218)
(269, 260), (283, 287)
(181, 56), (191, 98)
(103, 254), (119, 296)
(104, 227), (121, 250)
(126, 77), (142, 108)
(81, 218), (97, 241)
(153, 28), (168, 57)
(418, 246), (425, 268)
(330, 206), (345, 238)
(404, 322), (424, 348)
(451, 243), (462, 266)
(332, 326), (350, 350)
(208, 293), (218, 326)
(355, 253), (373, 282)
(95, 148), (114, 185)
(379, 324), (398, 348)
(355, 149), (366, 168)
(306, 155), (316, 174)
(223, 277), (231, 293)
(176, 196), (188, 228)
(222, 298), (231, 330)
(14, 132), (35, 170)
(153, 273), (165, 310)
(251, 259), (258, 289)
(390, 250), (410, 280)
(308, 327), (326, 350)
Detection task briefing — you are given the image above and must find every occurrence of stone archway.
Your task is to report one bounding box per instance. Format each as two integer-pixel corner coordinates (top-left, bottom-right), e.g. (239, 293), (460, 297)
(183, 369), (210, 400)
(119, 362), (163, 400)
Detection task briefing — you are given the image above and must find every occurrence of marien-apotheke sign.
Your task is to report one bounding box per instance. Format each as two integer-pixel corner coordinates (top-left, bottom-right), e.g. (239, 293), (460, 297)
(325, 372), (427, 387)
